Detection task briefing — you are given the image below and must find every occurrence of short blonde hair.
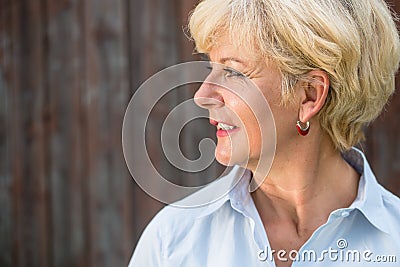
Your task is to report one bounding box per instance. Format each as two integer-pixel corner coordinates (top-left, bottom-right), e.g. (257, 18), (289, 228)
(189, 0), (400, 151)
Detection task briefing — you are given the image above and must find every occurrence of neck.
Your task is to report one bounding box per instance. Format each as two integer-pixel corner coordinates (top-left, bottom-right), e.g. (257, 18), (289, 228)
(250, 133), (360, 235)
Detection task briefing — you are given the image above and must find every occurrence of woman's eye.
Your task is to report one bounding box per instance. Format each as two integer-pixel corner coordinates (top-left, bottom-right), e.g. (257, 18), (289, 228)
(205, 60), (213, 72)
(223, 67), (245, 78)
(204, 63), (245, 79)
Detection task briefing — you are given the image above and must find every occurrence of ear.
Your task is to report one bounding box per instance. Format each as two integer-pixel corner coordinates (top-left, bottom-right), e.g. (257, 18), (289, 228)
(298, 70), (329, 123)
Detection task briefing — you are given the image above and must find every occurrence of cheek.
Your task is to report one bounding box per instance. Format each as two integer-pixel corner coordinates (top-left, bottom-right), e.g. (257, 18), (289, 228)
(238, 104), (262, 152)
(245, 118), (262, 156)
(239, 90), (278, 158)
(239, 95), (261, 128)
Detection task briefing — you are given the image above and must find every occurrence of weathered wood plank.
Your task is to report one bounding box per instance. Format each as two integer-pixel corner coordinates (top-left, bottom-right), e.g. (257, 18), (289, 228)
(0, 0), (12, 266)
(82, 0), (131, 266)
(127, 0), (178, 250)
(9, 2), (24, 265)
(25, 1), (49, 265)
(45, 0), (87, 266)
(6, 0), (50, 266)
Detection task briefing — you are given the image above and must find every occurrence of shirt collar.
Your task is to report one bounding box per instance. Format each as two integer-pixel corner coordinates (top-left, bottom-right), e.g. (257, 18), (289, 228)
(195, 165), (250, 219)
(196, 148), (390, 234)
(343, 147), (390, 234)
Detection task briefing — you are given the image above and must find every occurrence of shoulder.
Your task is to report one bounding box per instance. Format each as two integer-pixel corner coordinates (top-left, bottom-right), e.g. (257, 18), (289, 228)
(128, 166), (245, 266)
(127, 199), (223, 267)
(141, 169), (240, 242)
(146, 201), (215, 239)
(380, 185), (400, 217)
(378, 184), (400, 235)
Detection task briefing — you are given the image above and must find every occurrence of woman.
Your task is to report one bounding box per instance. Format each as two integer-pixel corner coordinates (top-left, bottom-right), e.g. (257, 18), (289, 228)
(129, 0), (400, 266)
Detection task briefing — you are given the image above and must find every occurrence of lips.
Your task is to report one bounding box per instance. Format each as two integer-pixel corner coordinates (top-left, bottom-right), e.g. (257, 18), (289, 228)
(209, 119), (239, 137)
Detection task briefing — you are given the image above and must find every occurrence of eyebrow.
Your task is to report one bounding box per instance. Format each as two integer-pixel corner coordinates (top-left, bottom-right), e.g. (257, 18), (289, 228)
(220, 57), (245, 65)
(198, 53), (248, 67)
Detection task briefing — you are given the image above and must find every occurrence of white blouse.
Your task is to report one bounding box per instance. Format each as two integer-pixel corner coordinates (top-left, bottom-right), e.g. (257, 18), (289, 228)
(128, 148), (400, 266)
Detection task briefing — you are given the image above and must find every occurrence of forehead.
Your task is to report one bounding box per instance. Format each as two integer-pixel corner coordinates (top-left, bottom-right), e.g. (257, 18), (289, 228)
(207, 34), (261, 64)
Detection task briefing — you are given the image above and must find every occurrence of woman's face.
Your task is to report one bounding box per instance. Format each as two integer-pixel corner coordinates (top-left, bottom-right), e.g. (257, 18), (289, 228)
(194, 36), (298, 170)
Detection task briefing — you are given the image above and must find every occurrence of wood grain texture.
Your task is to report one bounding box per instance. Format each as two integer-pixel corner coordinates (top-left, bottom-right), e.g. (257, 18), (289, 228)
(0, 0), (12, 266)
(1, 0), (399, 266)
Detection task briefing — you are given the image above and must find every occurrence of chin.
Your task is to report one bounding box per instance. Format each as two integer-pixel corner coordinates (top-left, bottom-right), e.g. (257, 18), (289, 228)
(215, 154), (231, 167)
(215, 138), (254, 167)
(215, 149), (250, 168)
(215, 147), (234, 166)
(216, 158), (235, 167)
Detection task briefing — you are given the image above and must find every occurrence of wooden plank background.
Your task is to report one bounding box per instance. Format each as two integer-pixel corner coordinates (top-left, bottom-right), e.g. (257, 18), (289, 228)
(0, 0), (399, 266)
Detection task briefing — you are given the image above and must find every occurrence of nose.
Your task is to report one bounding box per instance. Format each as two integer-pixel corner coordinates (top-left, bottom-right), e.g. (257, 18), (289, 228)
(194, 81), (224, 109)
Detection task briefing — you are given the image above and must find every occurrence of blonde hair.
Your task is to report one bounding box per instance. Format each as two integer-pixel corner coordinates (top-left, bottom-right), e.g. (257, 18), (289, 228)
(189, 0), (400, 151)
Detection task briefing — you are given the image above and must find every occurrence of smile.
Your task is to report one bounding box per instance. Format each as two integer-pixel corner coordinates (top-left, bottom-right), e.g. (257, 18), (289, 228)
(210, 120), (239, 137)
(217, 122), (237, 131)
